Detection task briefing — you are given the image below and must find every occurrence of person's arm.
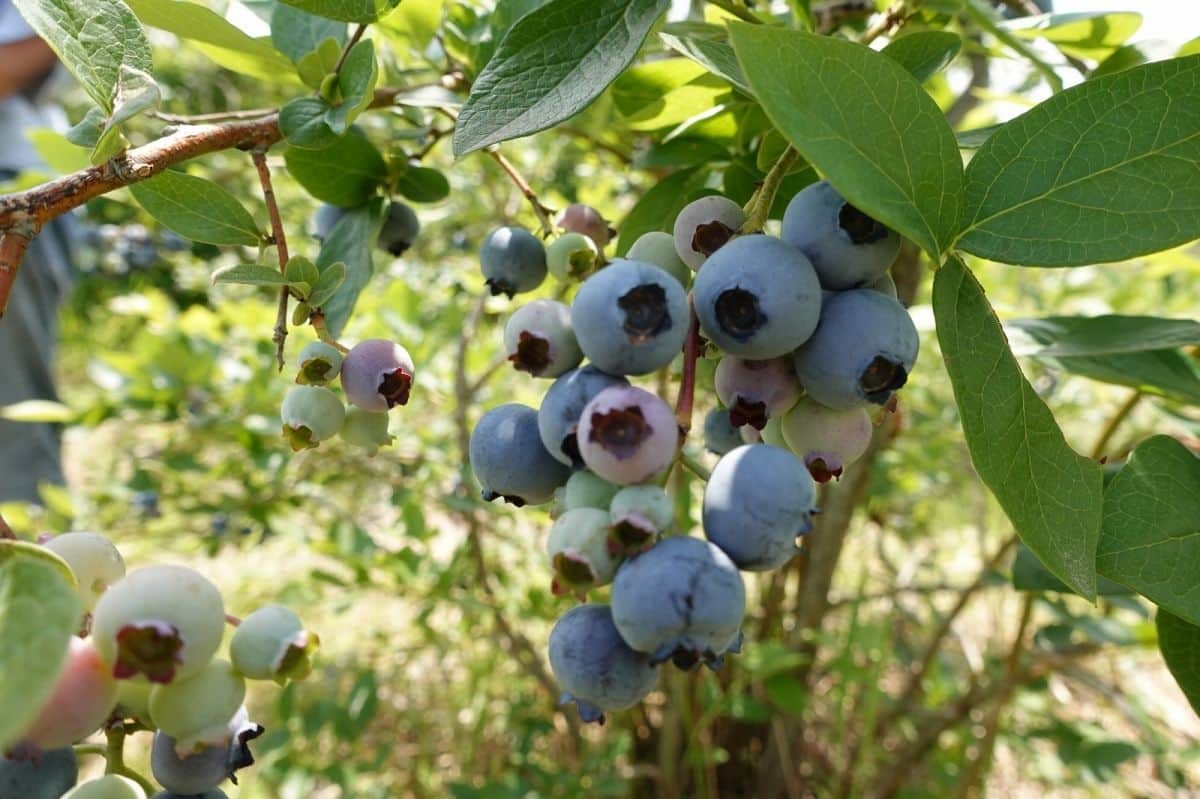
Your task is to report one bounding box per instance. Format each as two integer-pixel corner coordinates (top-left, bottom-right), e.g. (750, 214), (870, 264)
(0, 35), (56, 99)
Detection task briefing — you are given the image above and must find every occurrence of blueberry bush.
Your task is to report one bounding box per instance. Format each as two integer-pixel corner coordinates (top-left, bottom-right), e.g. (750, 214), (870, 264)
(1, 0), (1200, 796)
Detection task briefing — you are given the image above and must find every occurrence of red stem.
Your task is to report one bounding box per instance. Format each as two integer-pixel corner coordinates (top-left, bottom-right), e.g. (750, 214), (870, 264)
(0, 231), (33, 319)
(675, 298), (701, 438)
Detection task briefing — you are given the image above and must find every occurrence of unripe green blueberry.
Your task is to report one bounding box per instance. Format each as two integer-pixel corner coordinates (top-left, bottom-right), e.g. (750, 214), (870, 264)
(92, 565), (225, 685)
(627, 231), (691, 287)
(64, 775), (146, 799)
(547, 508), (620, 596)
(149, 659), (246, 754)
(19, 637), (118, 749)
(338, 408), (395, 455)
(608, 485), (673, 555)
(546, 233), (600, 282)
(115, 679), (153, 725)
(295, 341), (344, 386)
(42, 532), (125, 612)
(280, 385), (346, 451)
(554, 470), (620, 515)
(230, 605), (318, 684)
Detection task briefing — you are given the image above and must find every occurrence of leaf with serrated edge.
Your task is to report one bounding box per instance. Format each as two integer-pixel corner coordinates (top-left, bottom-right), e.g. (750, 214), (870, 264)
(729, 23), (963, 259)
(934, 256), (1102, 599)
(131, 171), (262, 247)
(1097, 436), (1200, 624)
(453, 0), (669, 156)
(0, 541), (81, 751)
(957, 55), (1200, 266)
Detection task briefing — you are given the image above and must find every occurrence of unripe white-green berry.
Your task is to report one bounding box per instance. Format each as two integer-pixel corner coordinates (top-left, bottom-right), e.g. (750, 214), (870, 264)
(339, 407), (394, 455)
(230, 605), (319, 683)
(42, 532), (125, 612)
(295, 341), (344, 386)
(149, 659), (245, 754)
(64, 775), (146, 799)
(546, 508), (619, 596)
(281, 385), (346, 451)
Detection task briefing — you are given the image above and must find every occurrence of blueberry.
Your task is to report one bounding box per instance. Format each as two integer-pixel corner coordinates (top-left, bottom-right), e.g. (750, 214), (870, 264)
(229, 605), (317, 683)
(869, 271), (898, 299)
(546, 233), (599, 283)
(18, 637), (118, 750)
(672, 195), (746, 270)
(471, 403), (571, 506)
(148, 660), (245, 752)
(152, 791), (227, 799)
(537, 367), (629, 468)
(480, 227), (547, 297)
(702, 408), (742, 456)
(626, 231), (691, 287)
(151, 732), (228, 796)
(338, 408), (395, 455)
(780, 397), (873, 482)
(714, 355), (802, 430)
(781, 181), (901, 290)
(570, 259), (688, 376)
(43, 532), (125, 612)
(503, 299), (582, 378)
(131, 490), (160, 518)
(557, 203), (613, 249)
(693, 235), (822, 359)
(608, 485), (673, 556)
(576, 386), (678, 486)
(280, 386), (346, 451)
(295, 341), (344, 387)
(793, 289), (919, 409)
(63, 775), (145, 798)
(339, 339), (415, 412)
(702, 444), (815, 571)
(311, 204), (347, 243)
(554, 470), (620, 514)
(758, 415), (787, 450)
(0, 747), (78, 799)
(377, 201), (420, 256)
(548, 604), (659, 724)
(611, 536), (745, 669)
(547, 508), (620, 595)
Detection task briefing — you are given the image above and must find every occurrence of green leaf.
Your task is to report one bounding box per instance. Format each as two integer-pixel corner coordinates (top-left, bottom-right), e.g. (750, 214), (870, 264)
(934, 256), (1102, 599)
(308, 261), (347, 307)
(393, 164), (451, 203)
(729, 24), (963, 259)
(1008, 315), (1200, 357)
(271, 2), (346, 63)
(285, 256), (321, 287)
(28, 130), (91, 175)
(0, 400), (74, 423)
(881, 30), (962, 82)
(659, 32), (752, 95)
(124, 0), (295, 80)
(1097, 436), (1200, 624)
(957, 55), (1200, 267)
(276, 0), (401, 24)
(1157, 609), (1200, 717)
(96, 65), (161, 157)
(280, 97), (339, 149)
(130, 170), (262, 247)
(316, 199), (388, 336)
(14, 0), (153, 113)
(612, 58), (707, 119)
(615, 167), (712, 255)
(1180, 37), (1200, 59)
(1012, 544), (1132, 596)
(377, 0), (443, 51)
(296, 37), (344, 89)
(452, 0), (670, 156)
(956, 123), (1003, 150)
(65, 106), (107, 150)
(1005, 12), (1142, 60)
(763, 673), (806, 713)
(211, 264), (294, 287)
(0, 541), (81, 751)
(325, 39), (377, 134)
(284, 129), (388, 207)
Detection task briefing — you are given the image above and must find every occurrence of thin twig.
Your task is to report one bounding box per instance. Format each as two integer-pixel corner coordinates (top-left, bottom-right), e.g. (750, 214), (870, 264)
(331, 24), (369, 79)
(0, 230), (34, 319)
(152, 108), (277, 123)
(741, 146), (799, 233)
(251, 149), (291, 371)
(1090, 390), (1142, 461)
(859, 1), (913, 45)
(103, 724), (156, 795)
(485, 149), (556, 237)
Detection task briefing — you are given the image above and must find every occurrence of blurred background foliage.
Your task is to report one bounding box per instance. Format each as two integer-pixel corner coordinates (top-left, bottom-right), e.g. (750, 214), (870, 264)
(2, 0), (1200, 797)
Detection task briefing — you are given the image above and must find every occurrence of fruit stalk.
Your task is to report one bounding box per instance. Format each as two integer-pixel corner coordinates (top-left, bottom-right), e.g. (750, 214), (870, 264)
(251, 149), (292, 370)
(740, 146), (799, 234)
(674, 299), (702, 437)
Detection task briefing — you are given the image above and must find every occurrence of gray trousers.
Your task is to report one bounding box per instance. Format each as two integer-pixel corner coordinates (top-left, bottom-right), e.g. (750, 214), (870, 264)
(0, 203), (73, 503)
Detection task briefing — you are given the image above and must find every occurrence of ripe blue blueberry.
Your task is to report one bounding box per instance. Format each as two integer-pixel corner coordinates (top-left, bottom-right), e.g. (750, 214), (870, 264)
(570, 259), (688, 376)
(538, 367), (629, 468)
(611, 536), (745, 670)
(780, 397), (873, 482)
(702, 408), (742, 455)
(793, 289), (919, 409)
(0, 747), (78, 799)
(340, 339), (414, 412)
(503, 300), (582, 378)
(151, 733), (228, 796)
(480, 227), (547, 298)
(471, 404), (571, 506)
(781, 181), (901, 290)
(627, 231), (691, 287)
(713, 355), (802, 430)
(549, 604), (660, 724)
(576, 386), (678, 486)
(703, 444), (815, 571)
(546, 233), (599, 283)
(693, 235), (822, 359)
(311, 204), (347, 243)
(377, 201), (420, 256)
(672, 196), (746, 270)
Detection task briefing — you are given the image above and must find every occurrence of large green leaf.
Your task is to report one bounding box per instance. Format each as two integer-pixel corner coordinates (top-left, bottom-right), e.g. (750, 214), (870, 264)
(957, 55), (1200, 266)
(123, 0), (295, 80)
(1097, 436), (1200, 624)
(325, 39), (378, 134)
(270, 2), (346, 63)
(0, 542), (81, 751)
(659, 31), (752, 95)
(130, 170), (263, 247)
(934, 257), (1102, 599)
(283, 130), (388, 207)
(316, 198), (388, 337)
(729, 24), (963, 259)
(1012, 543), (1132, 596)
(881, 30), (962, 83)
(1005, 12), (1142, 60)
(14, 0), (153, 113)
(452, 0), (670, 156)
(276, 0), (401, 24)
(1157, 609), (1200, 717)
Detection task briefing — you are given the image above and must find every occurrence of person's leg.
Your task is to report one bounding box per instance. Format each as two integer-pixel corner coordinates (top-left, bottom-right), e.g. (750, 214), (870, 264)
(0, 216), (73, 503)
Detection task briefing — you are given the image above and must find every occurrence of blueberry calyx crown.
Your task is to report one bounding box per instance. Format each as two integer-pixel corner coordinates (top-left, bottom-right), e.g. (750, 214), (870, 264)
(727, 396), (768, 430)
(714, 288), (767, 340)
(859, 356), (908, 404)
(838, 202), (889, 245)
(113, 621), (184, 683)
(618, 283), (670, 343)
(691, 220), (736, 257)
(508, 330), (552, 375)
(587, 405), (652, 459)
(485, 278), (517, 299)
(378, 368), (413, 408)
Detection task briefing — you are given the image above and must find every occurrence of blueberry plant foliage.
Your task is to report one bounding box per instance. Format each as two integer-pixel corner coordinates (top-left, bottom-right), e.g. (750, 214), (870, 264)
(0, 0), (1199, 795)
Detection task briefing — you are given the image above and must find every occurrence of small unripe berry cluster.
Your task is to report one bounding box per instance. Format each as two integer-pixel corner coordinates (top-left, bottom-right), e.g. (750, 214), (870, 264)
(470, 182), (921, 725)
(3, 532), (317, 798)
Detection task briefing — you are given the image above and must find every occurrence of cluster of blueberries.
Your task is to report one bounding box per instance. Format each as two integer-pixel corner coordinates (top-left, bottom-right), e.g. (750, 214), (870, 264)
(2, 533), (318, 798)
(469, 182), (919, 723)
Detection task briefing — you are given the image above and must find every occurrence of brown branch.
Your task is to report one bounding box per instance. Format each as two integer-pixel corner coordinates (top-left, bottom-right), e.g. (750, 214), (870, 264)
(251, 150), (291, 371)
(859, 1), (913, 45)
(675, 299), (701, 437)
(0, 230), (33, 319)
(484, 149), (556, 237)
(152, 108), (276, 123)
(1090, 390), (1142, 460)
(0, 510), (15, 540)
